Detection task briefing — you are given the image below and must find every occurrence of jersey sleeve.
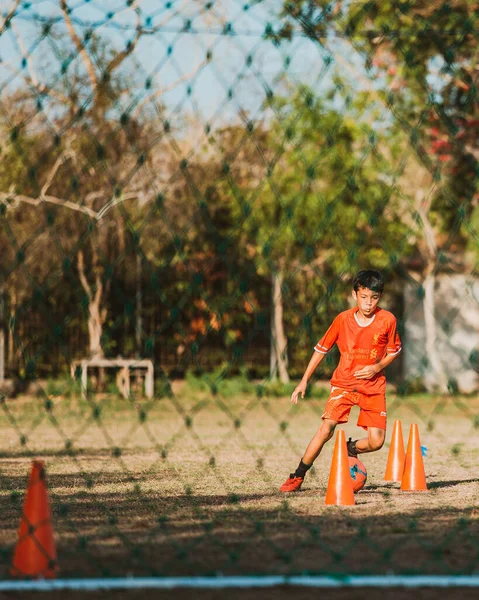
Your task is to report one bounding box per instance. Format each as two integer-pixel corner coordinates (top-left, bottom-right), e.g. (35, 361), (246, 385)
(386, 316), (402, 356)
(314, 315), (341, 354)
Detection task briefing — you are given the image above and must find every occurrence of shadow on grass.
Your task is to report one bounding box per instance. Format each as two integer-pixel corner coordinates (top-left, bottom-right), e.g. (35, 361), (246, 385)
(0, 466), (477, 580)
(427, 478), (479, 489)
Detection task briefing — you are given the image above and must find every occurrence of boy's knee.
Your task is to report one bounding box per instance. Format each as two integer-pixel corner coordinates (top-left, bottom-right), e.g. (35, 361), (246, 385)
(369, 433), (385, 451)
(319, 420), (336, 440)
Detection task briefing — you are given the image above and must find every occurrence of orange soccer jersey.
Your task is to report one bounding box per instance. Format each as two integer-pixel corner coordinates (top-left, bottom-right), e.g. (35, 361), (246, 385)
(314, 307), (401, 395)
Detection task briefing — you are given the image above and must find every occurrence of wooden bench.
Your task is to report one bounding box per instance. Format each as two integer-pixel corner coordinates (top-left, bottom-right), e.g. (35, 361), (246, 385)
(71, 358), (154, 399)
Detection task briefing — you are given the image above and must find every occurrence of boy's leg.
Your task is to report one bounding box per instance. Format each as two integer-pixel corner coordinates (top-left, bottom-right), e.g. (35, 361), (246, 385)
(348, 393), (386, 456)
(349, 427), (385, 455)
(280, 419), (338, 492)
(280, 387), (353, 492)
(302, 418), (338, 464)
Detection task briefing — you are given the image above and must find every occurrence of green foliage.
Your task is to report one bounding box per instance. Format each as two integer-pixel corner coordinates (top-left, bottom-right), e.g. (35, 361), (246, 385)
(44, 377), (83, 399)
(247, 85), (410, 273)
(184, 368), (329, 399)
(185, 368), (255, 397)
(465, 203), (479, 256)
(258, 379), (329, 399)
(279, 0), (479, 246)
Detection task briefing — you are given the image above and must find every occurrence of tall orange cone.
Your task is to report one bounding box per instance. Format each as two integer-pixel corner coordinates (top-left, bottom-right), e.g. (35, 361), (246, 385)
(400, 424), (428, 492)
(384, 419), (406, 482)
(11, 461), (58, 578)
(325, 430), (355, 506)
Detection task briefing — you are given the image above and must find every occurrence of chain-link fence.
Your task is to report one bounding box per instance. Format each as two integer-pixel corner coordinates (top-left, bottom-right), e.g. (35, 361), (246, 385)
(0, 0), (478, 584)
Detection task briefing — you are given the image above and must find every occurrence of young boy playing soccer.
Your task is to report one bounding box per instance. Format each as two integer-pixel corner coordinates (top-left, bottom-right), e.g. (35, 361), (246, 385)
(280, 269), (402, 492)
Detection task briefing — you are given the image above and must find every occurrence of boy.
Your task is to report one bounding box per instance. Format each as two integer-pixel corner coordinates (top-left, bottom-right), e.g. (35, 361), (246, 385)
(280, 269), (401, 492)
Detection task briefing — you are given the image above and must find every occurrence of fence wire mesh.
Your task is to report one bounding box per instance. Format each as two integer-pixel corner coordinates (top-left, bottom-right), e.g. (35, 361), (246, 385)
(0, 0), (478, 580)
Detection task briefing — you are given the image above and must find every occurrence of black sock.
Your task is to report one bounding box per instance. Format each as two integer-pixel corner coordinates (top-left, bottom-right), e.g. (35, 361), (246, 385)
(347, 437), (359, 457)
(293, 459), (312, 479)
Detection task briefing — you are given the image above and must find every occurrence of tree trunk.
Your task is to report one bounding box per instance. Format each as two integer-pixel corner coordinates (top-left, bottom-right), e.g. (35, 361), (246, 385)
(77, 250), (105, 359)
(136, 253), (143, 357)
(8, 289), (15, 370)
(270, 305), (278, 380)
(270, 271), (289, 383)
(0, 283), (4, 382)
(416, 191), (448, 393)
(422, 272), (448, 393)
(87, 300), (104, 359)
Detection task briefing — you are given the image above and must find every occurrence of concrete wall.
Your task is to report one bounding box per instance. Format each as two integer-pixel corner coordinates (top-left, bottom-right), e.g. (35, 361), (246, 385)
(403, 274), (479, 393)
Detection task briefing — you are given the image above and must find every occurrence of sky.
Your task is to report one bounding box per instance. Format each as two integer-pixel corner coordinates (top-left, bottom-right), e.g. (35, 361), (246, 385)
(0, 0), (348, 129)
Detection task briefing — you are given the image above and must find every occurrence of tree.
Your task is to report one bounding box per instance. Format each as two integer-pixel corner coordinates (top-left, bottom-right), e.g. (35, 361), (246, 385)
(0, 1), (208, 365)
(342, 0), (479, 392)
(214, 86), (410, 382)
(276, 1), (479, 391)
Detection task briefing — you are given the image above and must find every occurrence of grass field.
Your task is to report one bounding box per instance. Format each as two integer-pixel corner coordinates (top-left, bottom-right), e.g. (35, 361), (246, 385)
(0, 382), (477, 582)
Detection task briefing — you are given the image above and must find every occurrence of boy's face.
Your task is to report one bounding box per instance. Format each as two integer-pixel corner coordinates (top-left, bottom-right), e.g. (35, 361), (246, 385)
(352, 286), (382, 317)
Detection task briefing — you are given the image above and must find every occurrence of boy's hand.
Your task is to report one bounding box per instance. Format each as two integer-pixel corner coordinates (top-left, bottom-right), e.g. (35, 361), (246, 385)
(291, 381), (307, 404)
(354, 365), (380, 379)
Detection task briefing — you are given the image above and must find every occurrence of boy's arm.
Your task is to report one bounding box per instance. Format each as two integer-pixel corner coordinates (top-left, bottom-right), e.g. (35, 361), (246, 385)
(291, 351), (326, 403)
(292, 315), (340, 403)
(354, 352), (399, 380)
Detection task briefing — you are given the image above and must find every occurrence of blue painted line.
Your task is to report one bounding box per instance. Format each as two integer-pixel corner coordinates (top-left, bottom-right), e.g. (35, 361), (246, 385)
(0, 576), (478, 591)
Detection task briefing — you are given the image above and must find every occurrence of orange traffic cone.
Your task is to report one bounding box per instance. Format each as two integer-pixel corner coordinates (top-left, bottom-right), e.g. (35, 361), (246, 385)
(384, 420), (406, 482)
(400, 424), (428, 492)
(11, 461), (58, 578)
(325, 429), (355, 506)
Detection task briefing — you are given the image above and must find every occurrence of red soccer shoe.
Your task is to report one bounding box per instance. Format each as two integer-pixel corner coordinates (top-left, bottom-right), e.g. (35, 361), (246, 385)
(280, 474), (304, 492)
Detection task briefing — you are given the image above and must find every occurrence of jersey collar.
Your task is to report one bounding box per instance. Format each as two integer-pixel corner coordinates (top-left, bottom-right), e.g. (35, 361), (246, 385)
(353, 309), (377, 328)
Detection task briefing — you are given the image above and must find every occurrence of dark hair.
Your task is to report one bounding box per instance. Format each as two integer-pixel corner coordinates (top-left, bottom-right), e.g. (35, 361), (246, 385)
(353, 270), (384, 294)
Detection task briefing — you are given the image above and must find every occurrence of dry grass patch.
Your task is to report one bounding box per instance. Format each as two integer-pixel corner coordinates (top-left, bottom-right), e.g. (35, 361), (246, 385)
(0, 391), (477, 578)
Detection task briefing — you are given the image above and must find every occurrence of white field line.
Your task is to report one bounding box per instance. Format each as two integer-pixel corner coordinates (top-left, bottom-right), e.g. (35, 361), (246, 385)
(0, 576), (478, 591)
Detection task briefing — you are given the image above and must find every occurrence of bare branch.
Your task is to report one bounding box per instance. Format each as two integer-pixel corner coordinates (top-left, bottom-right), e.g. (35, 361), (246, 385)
(0, 63), (73, 105)
(1, 188), (145, 221)
(41, 151), (75, 197)
(102, 0), (190, 74)
(90, 244), (103, 308)
(95, 191), (144, 220)
(61, 0), (99, 90)
(132, 58), (210, 119)
(77, 250), (92, 298)
(85, 191), (105, 204)
(0, 192), (98, 219)
(106, 1), (143, 74)
(0, 0), (20, 36)
(8, 21), (73, 113)
(94, 272), (103, 307)
(99, 0), (188, 36)
(11, 20), (42, 91)
(416, 185), (439, 263)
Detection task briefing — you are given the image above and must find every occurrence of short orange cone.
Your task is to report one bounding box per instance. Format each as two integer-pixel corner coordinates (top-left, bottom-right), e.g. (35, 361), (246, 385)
(400, 424), (428, 492)
(325, 430), (355, 506)
(384, 419), (406, 482)
(11, 461), (58, 578)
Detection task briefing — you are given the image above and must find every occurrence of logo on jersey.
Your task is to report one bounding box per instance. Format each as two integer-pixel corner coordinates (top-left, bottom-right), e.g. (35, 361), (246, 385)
(380, 411), (387, 417)
(372, 334), (380, 345)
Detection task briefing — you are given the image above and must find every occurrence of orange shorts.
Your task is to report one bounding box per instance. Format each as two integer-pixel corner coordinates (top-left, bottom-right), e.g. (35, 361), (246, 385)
(321, 386), (387, 430)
